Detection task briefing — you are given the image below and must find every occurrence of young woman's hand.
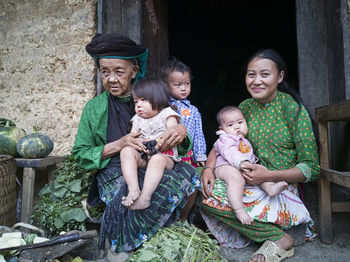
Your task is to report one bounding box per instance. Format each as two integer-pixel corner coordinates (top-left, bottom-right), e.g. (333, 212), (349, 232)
(201, 148), (216, 199)
(156, 124), (187, 151)
(241, 163), (270, 185)
(201, 167), (215, 199)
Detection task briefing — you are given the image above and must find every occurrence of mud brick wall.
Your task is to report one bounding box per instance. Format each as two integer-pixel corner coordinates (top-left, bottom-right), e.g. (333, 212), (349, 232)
(0, 0), (97, 155)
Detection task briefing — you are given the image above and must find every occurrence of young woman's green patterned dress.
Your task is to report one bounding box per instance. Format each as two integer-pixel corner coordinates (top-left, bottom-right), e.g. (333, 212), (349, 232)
(201, 91), (320, 248)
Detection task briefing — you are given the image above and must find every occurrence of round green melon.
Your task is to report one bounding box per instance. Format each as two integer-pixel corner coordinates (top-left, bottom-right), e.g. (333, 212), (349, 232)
(0, 124), (26, 156)
(17, 133), (54, 158)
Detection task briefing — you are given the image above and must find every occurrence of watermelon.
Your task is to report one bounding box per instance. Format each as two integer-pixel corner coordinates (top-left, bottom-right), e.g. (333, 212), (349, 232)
(16, 127), (54, 158)
(0, 121), (26, 156)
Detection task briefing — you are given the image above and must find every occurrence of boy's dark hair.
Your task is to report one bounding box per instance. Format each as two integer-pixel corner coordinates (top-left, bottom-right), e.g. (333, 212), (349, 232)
(216, 106), (242, 125)
(132, 78), (170, 111)
(160, 57), (193, 82)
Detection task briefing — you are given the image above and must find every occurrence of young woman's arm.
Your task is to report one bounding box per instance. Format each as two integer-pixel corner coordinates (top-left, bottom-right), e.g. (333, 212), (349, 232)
(241, 163), (306, 184)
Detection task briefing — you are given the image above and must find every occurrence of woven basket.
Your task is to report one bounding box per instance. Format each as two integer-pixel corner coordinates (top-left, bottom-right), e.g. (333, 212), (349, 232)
(0, 155), (17, 226)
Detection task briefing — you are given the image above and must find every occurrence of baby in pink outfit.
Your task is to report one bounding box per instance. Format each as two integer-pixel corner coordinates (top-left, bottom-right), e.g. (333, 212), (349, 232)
(214, 106), (288, 225)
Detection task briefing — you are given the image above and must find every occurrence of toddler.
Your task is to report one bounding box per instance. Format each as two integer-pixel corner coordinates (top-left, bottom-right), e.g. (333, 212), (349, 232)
(161, 57), (207, 167)
(214, 106), (288, 224)
(120, 79), (181, 210)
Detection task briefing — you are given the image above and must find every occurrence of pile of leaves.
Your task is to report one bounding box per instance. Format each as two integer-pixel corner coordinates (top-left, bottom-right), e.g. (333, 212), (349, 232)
(127, 222), (227, 262)
(31, 155), (105, 237)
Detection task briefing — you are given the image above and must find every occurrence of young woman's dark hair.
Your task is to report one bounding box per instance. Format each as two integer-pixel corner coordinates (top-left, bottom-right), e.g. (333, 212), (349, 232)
(132, 78), (170, 112)
(160, 57), (193, 82)
(245, 49), (319, 143)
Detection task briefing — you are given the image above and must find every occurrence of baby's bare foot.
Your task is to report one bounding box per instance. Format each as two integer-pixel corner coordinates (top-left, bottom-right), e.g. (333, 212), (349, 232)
(122, 190), (140, 207)
(266, 182), (288, 197)
(235, 207), (253, 225)
(128, 194), (151, 210)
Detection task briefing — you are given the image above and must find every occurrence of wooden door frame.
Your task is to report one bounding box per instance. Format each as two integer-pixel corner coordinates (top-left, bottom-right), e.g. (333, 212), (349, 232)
(296, 0), (350, 170)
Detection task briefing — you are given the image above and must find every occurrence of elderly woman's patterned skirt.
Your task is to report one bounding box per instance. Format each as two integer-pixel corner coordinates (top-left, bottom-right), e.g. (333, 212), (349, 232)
(96, 162), (200, 252)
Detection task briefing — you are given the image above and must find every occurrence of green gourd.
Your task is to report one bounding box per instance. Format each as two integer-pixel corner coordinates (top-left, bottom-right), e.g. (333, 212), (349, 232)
(16, 126), (54, 158)
(0, 120), (26, 156)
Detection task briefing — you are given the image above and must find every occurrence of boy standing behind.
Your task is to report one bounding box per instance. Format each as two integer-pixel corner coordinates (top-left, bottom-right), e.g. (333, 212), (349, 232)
(161, 57), (207, 167)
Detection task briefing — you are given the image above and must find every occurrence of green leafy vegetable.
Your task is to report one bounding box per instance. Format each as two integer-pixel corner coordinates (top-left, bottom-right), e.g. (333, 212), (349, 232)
(31, 155), (105, 237)
(127, 222), (226, 262)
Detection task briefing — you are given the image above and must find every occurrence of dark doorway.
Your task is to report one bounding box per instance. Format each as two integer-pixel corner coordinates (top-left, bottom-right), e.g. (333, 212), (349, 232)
(168, 0), (298, 150)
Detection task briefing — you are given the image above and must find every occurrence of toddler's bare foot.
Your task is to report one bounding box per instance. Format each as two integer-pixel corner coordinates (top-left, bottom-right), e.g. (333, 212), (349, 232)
(128, 194), (151, 210)
(235, 207), (253, 225)
(122, 189), (141, 207)
(266, 182), (288, 197)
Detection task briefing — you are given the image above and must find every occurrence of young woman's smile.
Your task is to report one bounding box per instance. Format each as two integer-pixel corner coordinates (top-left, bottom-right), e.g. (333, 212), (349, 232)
(245, 58), (284, 104)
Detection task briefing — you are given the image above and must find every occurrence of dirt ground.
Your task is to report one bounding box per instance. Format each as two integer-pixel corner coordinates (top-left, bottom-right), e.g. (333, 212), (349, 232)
(220, 217), (350, 262)
(87, 183), (350, 262)
(86, 214), (350, 262)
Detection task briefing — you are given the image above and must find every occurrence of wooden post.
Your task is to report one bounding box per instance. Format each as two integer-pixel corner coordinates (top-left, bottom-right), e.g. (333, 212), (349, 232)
(21, 167), (36, 224)
(318, 120), (333, 243)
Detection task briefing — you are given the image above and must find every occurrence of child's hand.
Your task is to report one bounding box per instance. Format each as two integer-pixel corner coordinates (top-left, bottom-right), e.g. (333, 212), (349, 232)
(196, 161), (206, 167)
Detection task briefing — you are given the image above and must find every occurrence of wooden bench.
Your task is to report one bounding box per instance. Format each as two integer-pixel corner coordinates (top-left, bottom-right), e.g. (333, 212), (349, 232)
(315, 99), (350, 244)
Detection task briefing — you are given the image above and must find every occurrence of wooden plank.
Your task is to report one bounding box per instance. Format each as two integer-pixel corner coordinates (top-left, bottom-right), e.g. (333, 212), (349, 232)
(315, 100), (350, 122)
(141, 0), (169, 78)
(15, 156), (66, 168)
(321, 168), (350, 188)
(318, 122), (329, 169)
(331, 201), (350, 212)
(318, 175), (333, 243)
(21, 167), (36, 223)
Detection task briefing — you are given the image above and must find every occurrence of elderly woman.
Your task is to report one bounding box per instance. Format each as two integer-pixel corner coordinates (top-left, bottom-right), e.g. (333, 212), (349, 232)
(72, 33), (200, 256)
(201, 49), (320, 262)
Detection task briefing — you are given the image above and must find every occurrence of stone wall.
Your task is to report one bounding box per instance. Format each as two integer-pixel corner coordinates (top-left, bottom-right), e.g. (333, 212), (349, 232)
(0, 0), (97, 156)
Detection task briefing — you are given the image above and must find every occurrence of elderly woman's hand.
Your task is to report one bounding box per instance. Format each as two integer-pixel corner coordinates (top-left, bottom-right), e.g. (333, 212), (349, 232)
(121, 132), (147, 152)
(241, 163), (270, 185)
(156, 124), (187, 151)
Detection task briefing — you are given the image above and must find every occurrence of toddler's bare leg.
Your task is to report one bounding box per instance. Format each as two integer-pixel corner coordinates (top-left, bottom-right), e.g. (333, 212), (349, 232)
(260, 181), (288, 197)
(120, 146), (146, 207)
(129, 154), (174, 210)
(215, 165), (253, 225)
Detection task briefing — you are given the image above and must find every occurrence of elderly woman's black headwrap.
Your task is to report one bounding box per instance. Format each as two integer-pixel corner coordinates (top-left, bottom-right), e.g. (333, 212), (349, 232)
(86, 33), (149, 81)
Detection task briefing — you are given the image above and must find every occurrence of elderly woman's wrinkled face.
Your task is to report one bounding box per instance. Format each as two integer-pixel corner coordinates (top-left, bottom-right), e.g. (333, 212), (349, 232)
(245, 58), (284, 104)
(99, 58), (139, 97)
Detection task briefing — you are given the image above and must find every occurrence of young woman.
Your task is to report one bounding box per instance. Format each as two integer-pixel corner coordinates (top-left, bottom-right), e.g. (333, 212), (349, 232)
(201, 49), (320, 262)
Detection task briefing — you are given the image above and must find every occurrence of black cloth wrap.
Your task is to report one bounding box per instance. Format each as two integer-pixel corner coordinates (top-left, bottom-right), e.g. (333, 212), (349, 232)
(85, 33), (147, 57)
(106, 95), (134, 167)
(140, 140), (158, 160)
